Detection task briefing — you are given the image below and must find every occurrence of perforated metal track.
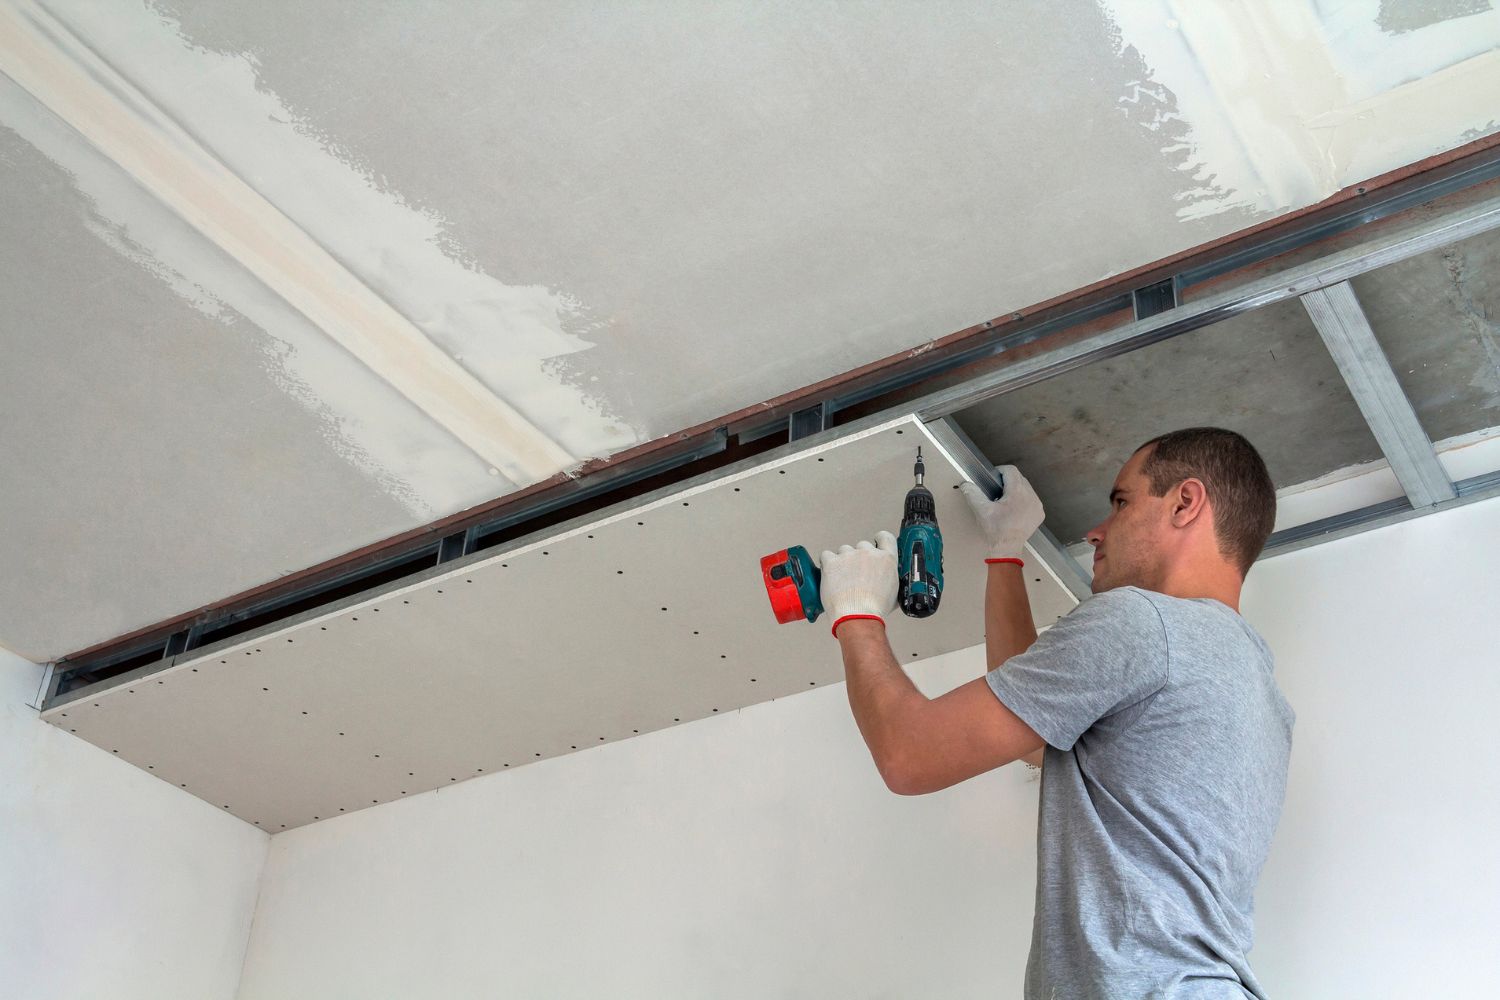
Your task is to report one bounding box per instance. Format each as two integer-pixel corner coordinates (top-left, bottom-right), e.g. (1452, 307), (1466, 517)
(41, 417), (1078, 830)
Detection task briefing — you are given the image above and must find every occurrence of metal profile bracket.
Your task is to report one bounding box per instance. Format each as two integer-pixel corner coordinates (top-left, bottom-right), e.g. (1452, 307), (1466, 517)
(789, 401), (832, 441)
(919, 416), (1094, 603)
(1300, 281), (1457, 509)
(30, 661), (57, 711)
(163, 628), (192, 657)
(1132, 276), (1181, 321)
(437, 527), (476, 563)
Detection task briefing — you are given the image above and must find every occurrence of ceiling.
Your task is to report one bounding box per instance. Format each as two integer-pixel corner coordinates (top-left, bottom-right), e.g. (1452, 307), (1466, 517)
(2, 0), (1499, 662)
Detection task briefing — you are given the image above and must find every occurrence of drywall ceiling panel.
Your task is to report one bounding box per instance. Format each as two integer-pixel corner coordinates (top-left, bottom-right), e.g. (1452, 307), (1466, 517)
(40, 417), (1077, 831)
(954, 298), (1387, 544)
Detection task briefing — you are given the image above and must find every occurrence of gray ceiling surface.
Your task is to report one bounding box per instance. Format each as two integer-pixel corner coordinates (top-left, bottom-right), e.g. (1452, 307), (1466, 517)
(1348, 231), (1500, 442)
(2, 1), (1498, 661)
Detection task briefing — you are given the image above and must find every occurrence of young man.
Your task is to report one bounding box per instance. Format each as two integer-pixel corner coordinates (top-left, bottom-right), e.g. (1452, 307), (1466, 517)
(820, 427), (1295, 998)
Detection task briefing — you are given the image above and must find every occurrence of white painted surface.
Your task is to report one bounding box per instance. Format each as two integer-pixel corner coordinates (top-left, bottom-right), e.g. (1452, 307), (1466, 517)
(234, 494), (1500, 998)
(235, 645), (1043, 1000)
(1246, 495), (1500, 995)
(0, 649), (267, 1000)
(1271, 424), (1500, 532)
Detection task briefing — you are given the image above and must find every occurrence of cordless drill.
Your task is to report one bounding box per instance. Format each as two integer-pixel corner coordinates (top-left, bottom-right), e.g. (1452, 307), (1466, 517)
(760, 447), (944, 623)
(896, 447), (943, 618)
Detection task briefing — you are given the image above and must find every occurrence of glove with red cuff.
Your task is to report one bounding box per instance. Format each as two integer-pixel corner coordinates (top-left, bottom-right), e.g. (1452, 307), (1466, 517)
(958, 464), (1045, 564)
(819, 530), (899, 638)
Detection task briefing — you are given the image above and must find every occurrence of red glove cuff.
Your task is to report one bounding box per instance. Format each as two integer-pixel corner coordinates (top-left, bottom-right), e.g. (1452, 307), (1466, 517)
(831, 614), (885, 639)
(985, 557), (1025, 567)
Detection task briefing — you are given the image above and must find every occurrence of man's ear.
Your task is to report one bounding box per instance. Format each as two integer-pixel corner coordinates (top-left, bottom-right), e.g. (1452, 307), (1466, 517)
(1171, 477), (1209, 527)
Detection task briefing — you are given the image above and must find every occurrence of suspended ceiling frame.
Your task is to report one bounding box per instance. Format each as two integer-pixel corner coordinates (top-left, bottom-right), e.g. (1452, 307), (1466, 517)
(44, 168), (1500, 704)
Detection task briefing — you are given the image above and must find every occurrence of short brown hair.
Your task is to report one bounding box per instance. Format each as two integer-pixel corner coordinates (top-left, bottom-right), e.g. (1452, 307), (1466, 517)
(1135, 428), (1276, 575)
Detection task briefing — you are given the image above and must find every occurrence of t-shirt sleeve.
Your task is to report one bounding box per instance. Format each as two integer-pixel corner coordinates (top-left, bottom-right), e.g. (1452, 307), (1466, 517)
(986, 586), (1169, 752)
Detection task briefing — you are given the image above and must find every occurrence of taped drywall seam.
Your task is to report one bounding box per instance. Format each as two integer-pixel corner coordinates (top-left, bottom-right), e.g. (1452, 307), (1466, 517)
(0, 0), (574, 486)
(1305, 48), (1500, 187)
(1100, 0), (1500, 219)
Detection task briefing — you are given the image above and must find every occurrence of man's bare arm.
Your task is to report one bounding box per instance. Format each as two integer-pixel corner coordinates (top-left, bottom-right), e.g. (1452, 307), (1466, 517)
(985, 561), (1045, 768)
(836, 619), (1044, 794)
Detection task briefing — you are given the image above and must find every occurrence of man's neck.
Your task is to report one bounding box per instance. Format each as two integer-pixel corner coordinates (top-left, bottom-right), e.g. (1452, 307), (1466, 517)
(1147, 558), (1244, 612)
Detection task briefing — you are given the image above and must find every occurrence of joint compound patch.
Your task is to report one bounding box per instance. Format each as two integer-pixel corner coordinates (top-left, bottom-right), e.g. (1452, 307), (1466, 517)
(0, 0), (644, 512)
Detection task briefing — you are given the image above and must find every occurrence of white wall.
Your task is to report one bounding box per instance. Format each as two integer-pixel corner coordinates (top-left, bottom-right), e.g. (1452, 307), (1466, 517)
(0, 650), (268, 1000)
(227, 495), (1498, 998)
(234, 649), (1043, 999)
(1245, 495), (1500, 995)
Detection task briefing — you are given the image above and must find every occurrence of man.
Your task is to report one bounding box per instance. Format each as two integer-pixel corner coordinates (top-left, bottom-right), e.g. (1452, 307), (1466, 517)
(820, 427), (1295, 998)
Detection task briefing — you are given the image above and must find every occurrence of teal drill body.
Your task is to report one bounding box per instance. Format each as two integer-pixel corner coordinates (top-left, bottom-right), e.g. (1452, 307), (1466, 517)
(897, 447), (944, 618)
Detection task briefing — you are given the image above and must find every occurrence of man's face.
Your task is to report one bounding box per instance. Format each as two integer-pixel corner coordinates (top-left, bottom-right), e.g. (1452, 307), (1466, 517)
(1085, 447), (1171, 594)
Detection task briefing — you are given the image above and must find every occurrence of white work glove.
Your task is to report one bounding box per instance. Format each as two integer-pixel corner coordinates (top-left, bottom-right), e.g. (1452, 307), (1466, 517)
(959, 465), (1045, 562)
(819, 530), (899, 638)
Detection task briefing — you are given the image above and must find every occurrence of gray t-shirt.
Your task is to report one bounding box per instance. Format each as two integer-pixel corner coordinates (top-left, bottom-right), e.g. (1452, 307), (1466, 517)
(987, 585), (1294, 999)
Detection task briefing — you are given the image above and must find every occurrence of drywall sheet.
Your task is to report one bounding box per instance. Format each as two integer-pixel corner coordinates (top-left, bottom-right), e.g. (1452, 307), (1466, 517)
(40, 417), (1077, 831)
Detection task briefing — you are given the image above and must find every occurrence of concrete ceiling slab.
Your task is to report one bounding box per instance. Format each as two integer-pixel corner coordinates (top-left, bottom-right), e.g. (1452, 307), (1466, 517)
(1348, 230), (1500, 440)
(953, 297), (1386, 545)
(952, 231), (1500, 545)
(40, 417), (1078, 831)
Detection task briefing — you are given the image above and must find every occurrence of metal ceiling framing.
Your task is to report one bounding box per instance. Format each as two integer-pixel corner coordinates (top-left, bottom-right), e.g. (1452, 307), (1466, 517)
(904, 192), (1500, 420)
(1300, 282), (1456, 509)
(45, 175), (1500, 705)
(901, 192), (1500, 560)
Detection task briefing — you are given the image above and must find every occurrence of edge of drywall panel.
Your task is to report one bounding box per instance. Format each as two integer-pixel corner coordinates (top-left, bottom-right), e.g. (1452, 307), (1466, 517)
(41, 413), (924, 712)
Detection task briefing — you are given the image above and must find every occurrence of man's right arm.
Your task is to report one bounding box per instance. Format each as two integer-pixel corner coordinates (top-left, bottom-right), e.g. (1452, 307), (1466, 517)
(961, 470), (1048, 769)
(984, 561), (1044, 767)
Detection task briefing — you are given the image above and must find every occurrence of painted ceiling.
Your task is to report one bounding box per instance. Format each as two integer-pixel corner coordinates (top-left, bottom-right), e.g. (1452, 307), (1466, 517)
(2, 0), (1498, 661)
